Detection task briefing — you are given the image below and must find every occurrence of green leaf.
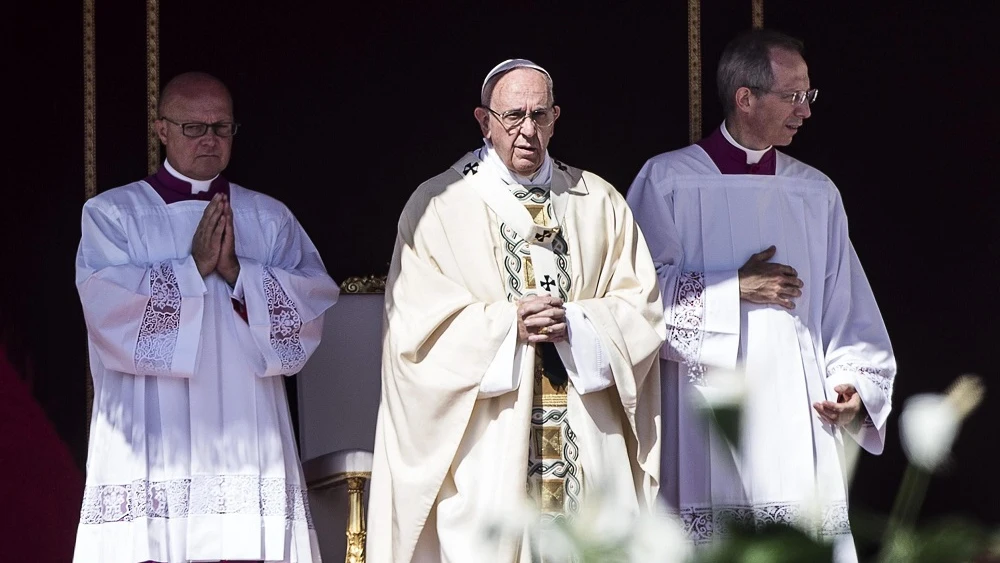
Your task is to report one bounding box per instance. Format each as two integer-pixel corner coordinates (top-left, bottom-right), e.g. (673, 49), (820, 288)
(704, 403), (742, 451)
(911, 518), (986, 563)
(695, 523), (834, 563)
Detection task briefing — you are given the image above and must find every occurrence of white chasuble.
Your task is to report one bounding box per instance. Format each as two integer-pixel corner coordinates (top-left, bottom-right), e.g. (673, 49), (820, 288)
(366, 152), (665, 563)
(627, 145), (896, 563)
(74, 181), (340, 563)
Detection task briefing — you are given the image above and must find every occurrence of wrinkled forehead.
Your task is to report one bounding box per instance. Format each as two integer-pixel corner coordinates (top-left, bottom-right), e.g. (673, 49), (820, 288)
(769, 48), (810, 88)
(491, 69), (552, 106)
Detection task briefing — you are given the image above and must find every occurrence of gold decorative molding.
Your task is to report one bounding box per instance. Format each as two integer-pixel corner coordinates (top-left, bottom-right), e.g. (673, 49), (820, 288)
(146, 0), (160, 174)
(83, 0), (96, 200)
(345, 475), (367, 563)
(307, 470), (372, 490)
(687, 0), (702, 144)
(83, 0), (96, 431)
(306, 471), (372, 563)
(341, 275), (387, 294)
(752, 0), (764, 29)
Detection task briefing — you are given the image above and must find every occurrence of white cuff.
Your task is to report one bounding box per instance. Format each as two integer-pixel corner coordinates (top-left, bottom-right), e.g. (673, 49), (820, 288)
(555, 303), (613, 395)
(170, 256), (207, 378)
(230, 264), (246, 302)
(826, 370), (857, 397)
(700, 269), (740, 369)
(827, 365), (888, 454)
(478, 314), (522, 398)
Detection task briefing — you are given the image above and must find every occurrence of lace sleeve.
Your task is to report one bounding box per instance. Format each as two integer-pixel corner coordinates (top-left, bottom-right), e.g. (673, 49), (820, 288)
(134, 261), (182, 375)
(227, 207), (339, 377)
(76, 197), (206, 378)
(262, 266), (307, 371)
(665, 270), (707, 369)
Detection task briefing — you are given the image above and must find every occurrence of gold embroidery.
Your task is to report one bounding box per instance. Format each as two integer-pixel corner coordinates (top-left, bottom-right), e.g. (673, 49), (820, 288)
(512, 186), (582, 520)
(533, 347), (568, 406)
(525, 203), (548, 226)
(541, 479), (565, 512)
(538, 427), (563, 459)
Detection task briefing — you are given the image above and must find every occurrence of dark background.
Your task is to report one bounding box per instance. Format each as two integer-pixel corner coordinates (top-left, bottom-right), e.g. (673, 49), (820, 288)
(3, 0), (997, 547)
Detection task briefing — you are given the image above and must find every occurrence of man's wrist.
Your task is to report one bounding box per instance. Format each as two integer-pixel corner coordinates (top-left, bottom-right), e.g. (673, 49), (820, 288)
(221, 261), (240, 286)
(196, 260), (214, 278)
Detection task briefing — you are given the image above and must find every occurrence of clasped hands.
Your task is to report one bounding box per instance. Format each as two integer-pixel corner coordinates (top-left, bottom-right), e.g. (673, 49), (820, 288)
(192, 193), (240, 285)
(517, 294), (567, 343)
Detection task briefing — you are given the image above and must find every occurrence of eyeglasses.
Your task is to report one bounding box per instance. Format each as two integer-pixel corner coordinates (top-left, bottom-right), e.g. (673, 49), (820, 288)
(481, 106), (557, 130)
(749, 87), (819, 105)
(159, 116), (240, 138)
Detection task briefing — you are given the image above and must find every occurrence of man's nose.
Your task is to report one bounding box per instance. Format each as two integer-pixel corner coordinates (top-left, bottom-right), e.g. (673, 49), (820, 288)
(199, 131), (221, 144)
(795, 101), (812, 119)
(518, 118), (537, 136)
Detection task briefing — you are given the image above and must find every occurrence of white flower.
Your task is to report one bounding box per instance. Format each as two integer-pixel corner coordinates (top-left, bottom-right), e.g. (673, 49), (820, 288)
(480, 499), (537, 549)
(688, 367), (747, 410)
(531, 520), (578, 562)
(899, 394), (959, 472)
(898, 374), (984, 473)
(485, 481), (693, 562)
(687, 367), (747, 449)
(628, 500), (693, 563)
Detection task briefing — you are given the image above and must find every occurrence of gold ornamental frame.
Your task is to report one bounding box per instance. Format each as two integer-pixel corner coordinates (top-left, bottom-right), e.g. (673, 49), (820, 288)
(340, 275), (388, 294)
(688, 0), (764, 143)
(146, 0), (161, 174)
(81, 4), (763, 560)
(82, 0), (96, 431)
(83, 0), (161, 426)
(687, 0), (703, 144)
(83, 0), (763, 413)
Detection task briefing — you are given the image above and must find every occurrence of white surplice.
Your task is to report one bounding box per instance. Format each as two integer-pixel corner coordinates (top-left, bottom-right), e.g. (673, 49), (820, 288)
(366, 150), (665, 563)
(73, 179), (340, 563)
(627, 144), (896, 563)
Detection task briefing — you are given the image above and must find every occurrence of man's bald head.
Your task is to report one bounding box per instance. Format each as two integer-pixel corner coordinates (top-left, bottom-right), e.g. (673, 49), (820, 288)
(158, 72), (233, 117)
(155, 72), (235, 180)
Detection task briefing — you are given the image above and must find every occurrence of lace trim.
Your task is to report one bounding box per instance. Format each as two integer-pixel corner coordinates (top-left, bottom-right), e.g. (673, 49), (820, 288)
(135, 261), (181, 375)
(263, 267), (307, 371)
(667, 271), (707, 383)
(79, 475), (313, 528)
(680, 501), (850, 544)
(828, 362), (893, 399)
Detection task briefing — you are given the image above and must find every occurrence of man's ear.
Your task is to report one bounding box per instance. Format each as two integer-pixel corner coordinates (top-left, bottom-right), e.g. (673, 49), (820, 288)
(734, 86), (755, 115)
(473, 106), (491, 138)
(154, 119), (169, 144)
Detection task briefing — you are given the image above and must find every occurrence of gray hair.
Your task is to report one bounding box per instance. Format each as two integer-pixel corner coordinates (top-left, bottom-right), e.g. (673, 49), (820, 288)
(481, 68), (555, 108)
(717, 29), (804, 117)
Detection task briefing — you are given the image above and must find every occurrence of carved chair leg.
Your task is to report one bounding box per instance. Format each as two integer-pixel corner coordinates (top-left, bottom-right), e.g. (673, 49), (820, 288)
(344, 476), (368, 563)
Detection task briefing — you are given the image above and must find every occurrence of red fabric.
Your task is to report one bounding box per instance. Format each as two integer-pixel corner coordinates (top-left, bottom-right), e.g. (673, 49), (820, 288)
(0, 343), (85, 561)
(232, 297), (249, 323)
